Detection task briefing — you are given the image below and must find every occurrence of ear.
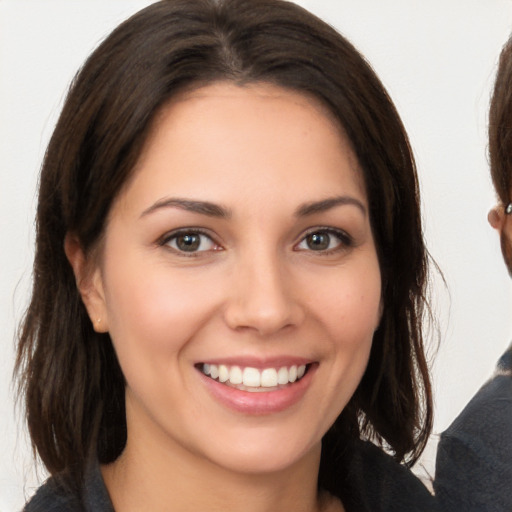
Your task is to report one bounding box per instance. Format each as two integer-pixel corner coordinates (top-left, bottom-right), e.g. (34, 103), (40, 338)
(488, 206), (504, 232)
(64, 233), (109, 333)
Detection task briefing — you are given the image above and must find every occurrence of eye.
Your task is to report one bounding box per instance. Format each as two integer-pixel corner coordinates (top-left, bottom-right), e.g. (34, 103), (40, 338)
(295, 228), (351, 252)
(162, 230), (219, 253)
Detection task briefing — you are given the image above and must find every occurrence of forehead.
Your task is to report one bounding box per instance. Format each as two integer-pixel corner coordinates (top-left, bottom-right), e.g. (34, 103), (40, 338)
(117, 82), (366, 214)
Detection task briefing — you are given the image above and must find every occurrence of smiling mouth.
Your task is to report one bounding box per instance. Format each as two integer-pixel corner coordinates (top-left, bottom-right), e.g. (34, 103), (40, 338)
(198, 363), (309, 392)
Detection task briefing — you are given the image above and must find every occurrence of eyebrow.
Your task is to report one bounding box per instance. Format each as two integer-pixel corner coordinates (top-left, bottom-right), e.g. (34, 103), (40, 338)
(295, 196), (367, 217)
(140, 195), (366, 219)
(140, 198), (231, 219)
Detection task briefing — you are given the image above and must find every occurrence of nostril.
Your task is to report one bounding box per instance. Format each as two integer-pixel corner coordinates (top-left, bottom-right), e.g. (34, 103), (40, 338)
(223, 301), (304, 335)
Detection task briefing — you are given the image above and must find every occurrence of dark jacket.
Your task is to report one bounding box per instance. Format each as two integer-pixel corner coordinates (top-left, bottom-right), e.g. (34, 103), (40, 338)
(435, 344), (512, 512)
(24, 460), (114, 512)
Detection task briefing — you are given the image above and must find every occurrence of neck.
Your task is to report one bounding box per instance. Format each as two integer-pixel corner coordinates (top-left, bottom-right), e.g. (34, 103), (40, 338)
(101, 403), (342, 512)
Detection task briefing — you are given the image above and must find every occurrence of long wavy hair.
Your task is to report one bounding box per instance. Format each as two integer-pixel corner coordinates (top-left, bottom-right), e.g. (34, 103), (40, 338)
(16, 0), (433, 495)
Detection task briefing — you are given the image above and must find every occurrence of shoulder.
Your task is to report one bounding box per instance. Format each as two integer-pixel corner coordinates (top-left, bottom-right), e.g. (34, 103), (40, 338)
(439, 343), (512, 443)
(24, 478), (83, 512)
(340, 440), (436, 512)
(435, 343), (512, 511)
(496, 341), (512, 375)
(24, 461), (114, 512)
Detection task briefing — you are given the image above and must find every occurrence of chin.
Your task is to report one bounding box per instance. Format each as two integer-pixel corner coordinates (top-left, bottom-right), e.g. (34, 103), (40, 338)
(200, 428), (322, 476)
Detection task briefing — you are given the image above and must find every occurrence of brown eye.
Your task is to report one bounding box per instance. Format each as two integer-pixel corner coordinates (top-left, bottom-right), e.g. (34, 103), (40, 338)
(305, 232), (330, 251)
(296, 229), (351, 253)
(164, 231), (217, 253)
(176, 233), (201, 251)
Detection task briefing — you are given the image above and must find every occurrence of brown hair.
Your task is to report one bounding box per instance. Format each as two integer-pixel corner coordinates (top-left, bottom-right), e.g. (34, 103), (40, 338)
(489, 35), (512, 204)
(16, 0), (432, 493)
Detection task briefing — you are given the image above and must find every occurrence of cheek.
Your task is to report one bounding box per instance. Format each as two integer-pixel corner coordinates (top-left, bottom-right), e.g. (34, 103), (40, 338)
(302, 262), (381, 430)
(311, 263), (382, 342)
(101, 257), (218, 358)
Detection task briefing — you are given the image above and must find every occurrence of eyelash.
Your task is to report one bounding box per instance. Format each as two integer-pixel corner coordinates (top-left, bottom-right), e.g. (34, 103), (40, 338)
(158, 227), (353, 256)
(294, 227), (353, 254)
(158, 228), (221, 256)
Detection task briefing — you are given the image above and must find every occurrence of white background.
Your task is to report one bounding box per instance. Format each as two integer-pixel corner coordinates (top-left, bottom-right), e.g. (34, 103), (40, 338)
(1, 0), (512, 509)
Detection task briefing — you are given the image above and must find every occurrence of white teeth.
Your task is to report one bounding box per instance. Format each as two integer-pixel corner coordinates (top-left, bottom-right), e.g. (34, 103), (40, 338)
(218, 364), (229, 382)
(243, 367), (261, 387)
(260, 368), (278, 387)
(210, 365), (219, 380)
(229, 366), (243, 385)
(277, 367), (289, 385)
(201, 363), (307, 388)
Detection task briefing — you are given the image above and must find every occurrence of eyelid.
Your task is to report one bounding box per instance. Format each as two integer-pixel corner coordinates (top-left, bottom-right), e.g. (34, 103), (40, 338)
(157, 227), (223, 254)
(294, 226), (353, 252)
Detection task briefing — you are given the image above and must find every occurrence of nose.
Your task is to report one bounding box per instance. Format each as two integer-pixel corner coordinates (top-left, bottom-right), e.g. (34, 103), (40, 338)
(223, 251), (305, 336)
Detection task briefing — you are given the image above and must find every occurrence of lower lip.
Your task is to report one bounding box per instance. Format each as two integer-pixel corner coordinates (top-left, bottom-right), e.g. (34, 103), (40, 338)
(199, 365), (316, 415)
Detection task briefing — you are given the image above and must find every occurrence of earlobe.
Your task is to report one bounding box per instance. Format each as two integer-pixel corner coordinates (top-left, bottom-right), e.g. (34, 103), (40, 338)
(64, 234), (109, 333)
(488, 207), (504, 231)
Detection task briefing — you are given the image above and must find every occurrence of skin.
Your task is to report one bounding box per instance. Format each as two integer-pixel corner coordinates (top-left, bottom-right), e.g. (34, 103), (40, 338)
(66, 83), (382, 512)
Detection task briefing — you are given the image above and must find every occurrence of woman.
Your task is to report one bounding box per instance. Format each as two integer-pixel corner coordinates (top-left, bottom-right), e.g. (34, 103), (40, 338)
(16, 0), (435, 510)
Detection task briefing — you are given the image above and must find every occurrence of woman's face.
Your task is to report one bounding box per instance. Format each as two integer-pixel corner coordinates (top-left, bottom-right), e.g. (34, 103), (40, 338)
(86, 83), (382, 475)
